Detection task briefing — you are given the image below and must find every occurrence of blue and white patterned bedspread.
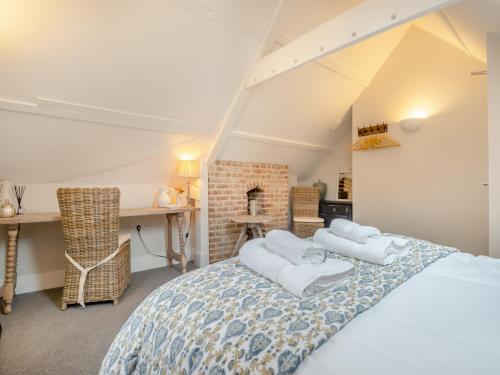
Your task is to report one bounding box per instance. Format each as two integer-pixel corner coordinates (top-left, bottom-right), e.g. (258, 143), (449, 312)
(100, 238), (456, 375)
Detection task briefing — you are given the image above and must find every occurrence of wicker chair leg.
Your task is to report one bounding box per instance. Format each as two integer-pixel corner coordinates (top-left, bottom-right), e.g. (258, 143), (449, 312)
(112, 299), (119, 306)
(61, 302), (67, 311)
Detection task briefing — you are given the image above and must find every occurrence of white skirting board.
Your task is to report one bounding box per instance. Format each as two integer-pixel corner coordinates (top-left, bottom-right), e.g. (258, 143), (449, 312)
(0, 254), (177, 297)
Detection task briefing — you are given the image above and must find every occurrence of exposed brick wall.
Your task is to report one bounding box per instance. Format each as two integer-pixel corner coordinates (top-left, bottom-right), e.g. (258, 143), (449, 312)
(208, 160), (289, 263)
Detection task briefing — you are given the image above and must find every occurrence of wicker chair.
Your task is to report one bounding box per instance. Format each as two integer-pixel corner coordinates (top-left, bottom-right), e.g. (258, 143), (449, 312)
(291, 186), (325, 238)
(57, 188), (131, 310)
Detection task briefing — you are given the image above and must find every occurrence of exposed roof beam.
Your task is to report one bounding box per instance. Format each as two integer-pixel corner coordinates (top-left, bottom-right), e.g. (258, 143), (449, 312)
(201, 1), (286, 267)
(274, 34), (370, 87)
(0, 97), (209, 135)
(230, 130), (336, 153)
(315, 57), (370, 88)
(438, 10), (472, 57)
(171, 0), (265, 41)
(246, 0), (459, 88)
(206, 0), (285, 164)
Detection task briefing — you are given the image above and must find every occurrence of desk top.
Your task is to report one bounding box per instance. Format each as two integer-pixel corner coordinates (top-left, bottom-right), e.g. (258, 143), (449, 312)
(231, 215), (273, 224)
(0, 206), (200, 225)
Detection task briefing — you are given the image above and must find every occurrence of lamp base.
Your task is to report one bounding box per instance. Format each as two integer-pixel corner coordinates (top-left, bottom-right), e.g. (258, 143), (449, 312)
(186, 196), (196, 208)
(179, 182), (195, 208)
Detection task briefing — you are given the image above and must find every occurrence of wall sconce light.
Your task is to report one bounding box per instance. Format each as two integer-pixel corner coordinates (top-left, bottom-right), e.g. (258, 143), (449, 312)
(399, 110), (427, 133)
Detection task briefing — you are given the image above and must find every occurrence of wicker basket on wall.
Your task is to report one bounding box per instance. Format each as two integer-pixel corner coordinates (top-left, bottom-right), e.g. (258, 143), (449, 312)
(57, 188), (131, 310)
(291, 186), (324, 238)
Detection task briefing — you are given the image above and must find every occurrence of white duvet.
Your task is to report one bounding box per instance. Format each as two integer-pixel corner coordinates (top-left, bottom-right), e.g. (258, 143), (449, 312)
(296, 252), (500, 375)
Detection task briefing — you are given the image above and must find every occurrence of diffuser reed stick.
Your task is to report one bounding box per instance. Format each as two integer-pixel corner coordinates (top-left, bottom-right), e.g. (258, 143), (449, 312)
(12, 185), (26, 215)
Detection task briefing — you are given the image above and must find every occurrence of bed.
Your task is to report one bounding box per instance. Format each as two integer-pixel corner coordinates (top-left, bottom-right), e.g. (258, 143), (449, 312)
(100, 238), (500, 375)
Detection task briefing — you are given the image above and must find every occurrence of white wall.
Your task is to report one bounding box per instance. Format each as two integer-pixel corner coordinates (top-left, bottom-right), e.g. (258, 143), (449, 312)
(299, 108), (353, 199)
(488, 33), (500, 258)
(353, 27), (489, 255)
(0, 175), (201, 296)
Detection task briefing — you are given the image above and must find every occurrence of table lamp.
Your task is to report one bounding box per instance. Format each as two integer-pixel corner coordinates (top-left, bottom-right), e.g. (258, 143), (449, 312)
(177, 159), (200, 206)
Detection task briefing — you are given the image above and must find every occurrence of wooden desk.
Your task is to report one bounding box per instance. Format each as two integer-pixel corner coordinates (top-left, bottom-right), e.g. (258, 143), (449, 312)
(0, 207), (200, 314)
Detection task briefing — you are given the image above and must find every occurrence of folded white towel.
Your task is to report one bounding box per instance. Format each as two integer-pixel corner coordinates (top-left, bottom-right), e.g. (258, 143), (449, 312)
(239, 238), (354, 298)
(313, 229), (410, 265)
(330, 219), (381, 244)
(265, 229), (325, 264)
(384, 236), (410, 249)
(278, 261), (354, 298)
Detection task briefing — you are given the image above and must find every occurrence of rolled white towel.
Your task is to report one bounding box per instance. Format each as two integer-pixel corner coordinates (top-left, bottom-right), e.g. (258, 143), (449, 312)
(239, 238), (354, 298)
(330, 219), (381, 244)
(314, 228), (409, 265)
(265, 229), (325, 264)
(239, 238), (290, 283)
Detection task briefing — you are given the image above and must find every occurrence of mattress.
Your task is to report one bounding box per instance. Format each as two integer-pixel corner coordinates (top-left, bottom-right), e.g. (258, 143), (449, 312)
(296, 252), (500, 375)
(100, 237), (454, 374)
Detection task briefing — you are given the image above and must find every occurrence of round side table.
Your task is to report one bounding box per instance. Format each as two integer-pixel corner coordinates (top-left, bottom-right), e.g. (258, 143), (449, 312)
(230, 215), (273, 256)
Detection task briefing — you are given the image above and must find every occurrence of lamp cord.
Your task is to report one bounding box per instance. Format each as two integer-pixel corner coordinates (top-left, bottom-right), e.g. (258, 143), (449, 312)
(136, 225), (166, 258)
(136, 212), (192, 258)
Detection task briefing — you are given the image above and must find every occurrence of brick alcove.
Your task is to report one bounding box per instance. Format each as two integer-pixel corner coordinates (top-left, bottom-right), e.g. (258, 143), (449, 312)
(208, 160), (289, 263)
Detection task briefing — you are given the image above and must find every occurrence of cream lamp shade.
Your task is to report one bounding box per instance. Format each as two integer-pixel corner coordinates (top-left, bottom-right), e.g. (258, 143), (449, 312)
(177, 160), (200, 178)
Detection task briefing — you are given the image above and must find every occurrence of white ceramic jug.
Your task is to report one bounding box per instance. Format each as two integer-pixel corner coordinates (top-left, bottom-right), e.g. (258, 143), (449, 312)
(157, 187), (171, 207)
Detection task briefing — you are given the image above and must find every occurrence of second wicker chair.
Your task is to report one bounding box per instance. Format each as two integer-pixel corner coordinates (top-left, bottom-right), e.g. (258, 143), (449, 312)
(57, 188), (131, 310)
(291, 186), (325, 238)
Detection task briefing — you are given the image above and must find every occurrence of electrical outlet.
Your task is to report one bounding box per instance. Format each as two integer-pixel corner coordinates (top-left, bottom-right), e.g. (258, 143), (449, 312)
(129, 223), (144, 231)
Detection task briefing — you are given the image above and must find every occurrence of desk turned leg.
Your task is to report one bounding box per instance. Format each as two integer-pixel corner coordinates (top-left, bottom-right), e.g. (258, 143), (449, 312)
(2, 224), (20, 315)
(175, 213), (187, 274)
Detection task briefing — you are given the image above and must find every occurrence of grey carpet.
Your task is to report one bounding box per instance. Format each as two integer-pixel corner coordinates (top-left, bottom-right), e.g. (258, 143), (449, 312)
(0, 264), (195, 375)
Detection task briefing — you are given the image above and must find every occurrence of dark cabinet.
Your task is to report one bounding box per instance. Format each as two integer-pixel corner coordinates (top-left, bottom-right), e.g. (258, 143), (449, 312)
(319, 200), (353, 227)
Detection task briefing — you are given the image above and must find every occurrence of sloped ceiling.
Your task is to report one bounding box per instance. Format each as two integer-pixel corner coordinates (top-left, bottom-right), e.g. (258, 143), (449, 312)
(415, 0), (500, 63)
(228, 25), (409, 146)
(0, 0), (280, 183)
(266, 0), (364, 45)
(2, 0), (500, 184)
(220, 0), (500, 178)
(220, 0), (409, 177)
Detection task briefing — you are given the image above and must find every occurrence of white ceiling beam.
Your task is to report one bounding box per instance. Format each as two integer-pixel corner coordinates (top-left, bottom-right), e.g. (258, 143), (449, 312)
(438, 10), (472, 57)
(246, 0), (459, 88)
(230, 130), (336, 153)
(202, 1), (286, 268)
(206, 0), (285, 164)
(207, 90), (250, 164)
(274, 34), (370, 87)
(0, 97), (209, 135)
(314, 57), (371, 88)
(170, 0), (264, 41)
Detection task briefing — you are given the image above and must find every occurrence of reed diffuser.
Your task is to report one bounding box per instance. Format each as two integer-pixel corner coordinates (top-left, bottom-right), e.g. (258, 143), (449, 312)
(12, 185), (26, 215)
